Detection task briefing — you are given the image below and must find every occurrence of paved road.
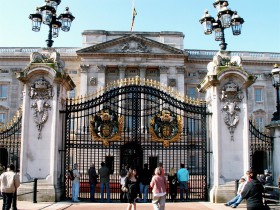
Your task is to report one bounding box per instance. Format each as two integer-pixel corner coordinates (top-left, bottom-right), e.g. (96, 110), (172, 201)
(0, 200), (249, 210)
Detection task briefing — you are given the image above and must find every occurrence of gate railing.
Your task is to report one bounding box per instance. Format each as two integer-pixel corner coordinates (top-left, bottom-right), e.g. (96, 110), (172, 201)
(0, 107), (22, 171)
(249, 119), (273, 174)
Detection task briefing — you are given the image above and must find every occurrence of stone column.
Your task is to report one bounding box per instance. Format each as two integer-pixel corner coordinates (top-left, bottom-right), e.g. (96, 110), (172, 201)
(79, 64), (90, 96)
(159, 66), (169, 86)
(266, 123), (280, 185)
(16, 49), (75, 202)
(176, 66), (185, 95)
(118, 65), (126, 80)
(198, 51), (256, 203)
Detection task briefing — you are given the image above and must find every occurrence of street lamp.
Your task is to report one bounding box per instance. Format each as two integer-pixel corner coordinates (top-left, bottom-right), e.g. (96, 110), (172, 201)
(271, 64), (280, 121)
(29, 0), (75, 48)
(199, 0), (244, 50)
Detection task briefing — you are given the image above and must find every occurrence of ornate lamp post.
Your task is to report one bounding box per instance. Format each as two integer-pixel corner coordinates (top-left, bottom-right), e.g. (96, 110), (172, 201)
(199, 0), (244, 50)
(271, 64), (280, 121)
(29, 0), (75, 48)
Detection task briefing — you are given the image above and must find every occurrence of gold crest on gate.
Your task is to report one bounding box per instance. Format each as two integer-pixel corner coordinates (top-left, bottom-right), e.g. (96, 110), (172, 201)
(89, 107), (123, 147)
(150, 108), (182, 147)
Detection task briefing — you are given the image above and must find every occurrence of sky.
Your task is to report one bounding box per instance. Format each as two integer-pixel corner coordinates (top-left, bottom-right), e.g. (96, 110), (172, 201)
(0, 0), (279, 53)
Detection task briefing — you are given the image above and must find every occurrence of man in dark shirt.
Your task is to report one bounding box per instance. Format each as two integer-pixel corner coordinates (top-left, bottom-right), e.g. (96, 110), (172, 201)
(139, 163), (152, 202)
(241, 170), (264, 210)
(88, 163), (98, 202)
(99, 162), (110, 202)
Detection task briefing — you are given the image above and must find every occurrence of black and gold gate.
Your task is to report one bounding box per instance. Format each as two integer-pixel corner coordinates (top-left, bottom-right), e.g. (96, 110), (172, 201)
(62, 78), (208, 201)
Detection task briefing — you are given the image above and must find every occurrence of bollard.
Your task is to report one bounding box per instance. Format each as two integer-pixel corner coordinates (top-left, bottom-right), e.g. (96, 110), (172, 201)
(33, 178), (38, 203)
(12, 190), (17, 210)
(235, 179), (239, 195)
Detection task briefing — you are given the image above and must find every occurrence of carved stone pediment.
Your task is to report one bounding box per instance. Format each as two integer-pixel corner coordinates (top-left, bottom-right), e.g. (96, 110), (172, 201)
(76, 34), (185, 55)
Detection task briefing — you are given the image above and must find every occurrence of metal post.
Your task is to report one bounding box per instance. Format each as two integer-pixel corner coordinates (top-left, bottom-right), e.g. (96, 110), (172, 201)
(12, 190), (17, 210)
(235, 179), (239, 195)
(33, 178), (38, 203)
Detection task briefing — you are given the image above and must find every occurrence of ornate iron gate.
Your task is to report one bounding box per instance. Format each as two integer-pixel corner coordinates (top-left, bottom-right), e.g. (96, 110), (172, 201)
(0, 109), (22, 172)
(249, 119), (273, 174)
(62, 78), (208, 201)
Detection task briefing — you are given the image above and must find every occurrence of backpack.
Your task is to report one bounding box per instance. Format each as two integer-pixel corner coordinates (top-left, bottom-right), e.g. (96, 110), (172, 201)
(68, 169), (75, 181)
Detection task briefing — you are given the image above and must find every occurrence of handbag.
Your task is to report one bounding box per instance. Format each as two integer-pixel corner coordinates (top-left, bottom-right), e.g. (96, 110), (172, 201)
(121, 185), (128, 192)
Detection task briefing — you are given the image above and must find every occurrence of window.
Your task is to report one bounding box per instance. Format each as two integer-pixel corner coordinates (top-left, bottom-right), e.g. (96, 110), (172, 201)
(0, 113), (6, 124)
(188, 87), (197, 99)
(255, 88), (263, 102)
(255, 117), (264, 132)
(69, 90), (75, 99)
(0, 85), (8, 98)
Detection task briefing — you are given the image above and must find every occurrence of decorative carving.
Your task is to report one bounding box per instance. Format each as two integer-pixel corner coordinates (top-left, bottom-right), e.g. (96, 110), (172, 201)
(150, 108), (182, 147)
(120, 40), (149, 53)
(30, 51), (65, 71)
(29, 77), (53, 139)
(89, 107), (123, 147)
(168, 79), (176, 87)
(89, 77), (97, 86)
(80, 64), (90, 73)
(219, 81), (244, 141)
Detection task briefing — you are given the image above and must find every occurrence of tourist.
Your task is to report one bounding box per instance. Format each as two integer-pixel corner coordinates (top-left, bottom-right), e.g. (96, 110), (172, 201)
(168, 167), (178, 202)
(150, 167), (167, 210)
(125, 168), (139, 210)
(241, 170), (264, 210)
(88, 163), (98, 202)
(72, 163), (81, 202)
(0, 164), (20, 210)
(224, 176), (246, 208)
(120, 165), (128, 202)
(99, 161), (111, 202)
(177, 163), (189, 201)
(139, 163), (152, 203)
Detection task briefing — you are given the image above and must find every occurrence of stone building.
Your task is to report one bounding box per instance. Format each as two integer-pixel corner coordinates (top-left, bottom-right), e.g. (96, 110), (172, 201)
(0, 30), (279, 132)
(0, 30), (280, 202)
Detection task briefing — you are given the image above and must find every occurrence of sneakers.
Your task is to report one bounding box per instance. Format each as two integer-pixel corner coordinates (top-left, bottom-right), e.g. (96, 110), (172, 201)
(224, 203), (230, 206)
(230, 204), (237, 208)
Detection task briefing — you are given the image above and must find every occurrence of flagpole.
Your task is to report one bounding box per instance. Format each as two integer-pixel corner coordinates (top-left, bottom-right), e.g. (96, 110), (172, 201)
(130, 0), (136, 32)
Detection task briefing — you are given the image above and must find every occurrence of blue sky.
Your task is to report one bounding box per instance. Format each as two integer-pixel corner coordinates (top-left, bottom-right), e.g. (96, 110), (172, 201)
(0, 0), (279, 52)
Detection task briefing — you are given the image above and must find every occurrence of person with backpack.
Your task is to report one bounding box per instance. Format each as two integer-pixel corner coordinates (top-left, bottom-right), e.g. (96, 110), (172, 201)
(0, 164), (20, 210)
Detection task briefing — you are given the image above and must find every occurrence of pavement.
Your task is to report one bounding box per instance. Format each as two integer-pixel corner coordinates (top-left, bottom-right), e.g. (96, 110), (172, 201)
(0, 200), (249, 210)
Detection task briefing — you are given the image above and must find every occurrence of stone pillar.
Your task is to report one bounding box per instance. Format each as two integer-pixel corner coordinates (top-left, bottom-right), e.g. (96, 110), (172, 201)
(79, 64), (90, 96)
(118, 65), (126, 80)
(198, 51), (256, 203)
(266, 123), (280, 185)
(159, 66), (168, 85)
(176, 66), (185, 95)
(16, 49), (75, 202)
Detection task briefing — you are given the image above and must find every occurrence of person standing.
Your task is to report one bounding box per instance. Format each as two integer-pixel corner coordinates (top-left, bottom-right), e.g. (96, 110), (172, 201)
(0, 164), (20, 210)
(72, 163), (81, 202)
(139, 163), (152, 203)
(99, 161), (111, 202)
(124, 168), (139, 210)
(168, 167), (178, 202)
(177, 163), (189, 202)
(150, 167), (167, 210)
(241, 170), (264, 210)
(120, 166), (128, 202)
(88, 163), (98, 202)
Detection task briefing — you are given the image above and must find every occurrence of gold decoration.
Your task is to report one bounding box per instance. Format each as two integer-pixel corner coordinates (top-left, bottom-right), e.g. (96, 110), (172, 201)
(89, 107), (123, 147)
(150, 108), (183, 148)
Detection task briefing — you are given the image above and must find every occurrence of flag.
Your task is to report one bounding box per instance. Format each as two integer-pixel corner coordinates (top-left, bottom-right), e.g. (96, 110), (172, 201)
(130, 7), (137, 31)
